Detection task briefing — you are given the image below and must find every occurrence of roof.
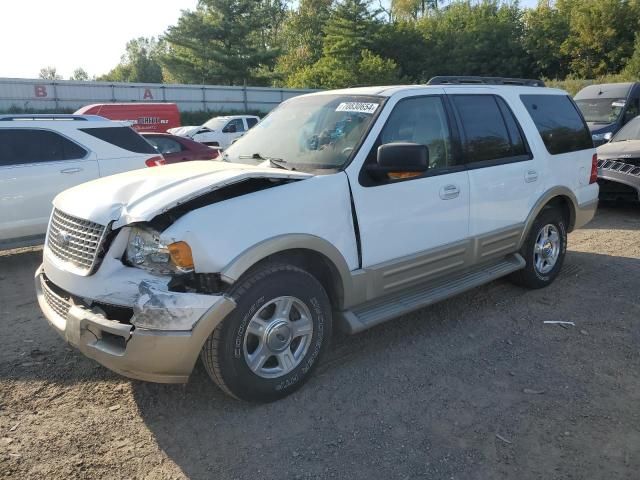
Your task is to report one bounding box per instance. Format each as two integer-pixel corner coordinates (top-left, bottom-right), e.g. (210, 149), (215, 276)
(303, 83), (566, 99)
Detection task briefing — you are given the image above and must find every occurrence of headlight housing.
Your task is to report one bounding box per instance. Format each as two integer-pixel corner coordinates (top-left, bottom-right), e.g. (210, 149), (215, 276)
(125, 226), (194, 274)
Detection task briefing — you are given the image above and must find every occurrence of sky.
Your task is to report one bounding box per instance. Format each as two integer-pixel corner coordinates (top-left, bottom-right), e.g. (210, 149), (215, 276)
(0, 0), (538, 80)
(0, 0), (199, 79)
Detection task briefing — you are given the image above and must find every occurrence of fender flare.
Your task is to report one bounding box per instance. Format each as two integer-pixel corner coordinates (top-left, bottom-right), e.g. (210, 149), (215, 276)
(219, 233), (354, 292)
(519, 186), (578, 248)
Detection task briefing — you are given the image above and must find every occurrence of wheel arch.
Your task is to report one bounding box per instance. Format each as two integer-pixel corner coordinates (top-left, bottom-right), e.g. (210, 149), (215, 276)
(520, 187), (578, 248)
(219, 235), (353, 310)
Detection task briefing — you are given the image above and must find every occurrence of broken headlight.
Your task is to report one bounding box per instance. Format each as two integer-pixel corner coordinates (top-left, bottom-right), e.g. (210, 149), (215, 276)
(125, 227), (194, 274)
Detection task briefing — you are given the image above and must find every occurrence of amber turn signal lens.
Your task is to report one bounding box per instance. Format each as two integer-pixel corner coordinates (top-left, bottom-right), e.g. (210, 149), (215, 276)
(168, 241), (194, 270)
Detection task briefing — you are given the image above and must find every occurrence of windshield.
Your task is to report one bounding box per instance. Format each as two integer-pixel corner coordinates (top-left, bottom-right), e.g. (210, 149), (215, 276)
(202, 117), (227, 130)
(223, 94), (384, 171)
(611, 116), (640, 142)
(575, 98), (625, 123)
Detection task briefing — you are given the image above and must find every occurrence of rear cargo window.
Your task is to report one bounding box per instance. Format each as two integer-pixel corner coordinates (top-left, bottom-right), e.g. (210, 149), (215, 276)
(0, 129), (87, 166)
(520, 94), (593, 155)
(80, 127), (156, 154)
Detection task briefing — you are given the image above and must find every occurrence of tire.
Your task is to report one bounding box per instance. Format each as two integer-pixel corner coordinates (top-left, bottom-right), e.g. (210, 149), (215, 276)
(201, 263), (332, 402)
(509, 207), (568, 289)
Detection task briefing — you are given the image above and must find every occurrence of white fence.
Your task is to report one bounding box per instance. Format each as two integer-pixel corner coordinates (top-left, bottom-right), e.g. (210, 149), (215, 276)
(0, 78), (316, 113)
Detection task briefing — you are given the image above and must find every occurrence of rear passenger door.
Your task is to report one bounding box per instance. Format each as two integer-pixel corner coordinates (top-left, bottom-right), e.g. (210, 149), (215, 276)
(0, 128), (98, 242)
(448, 92), (539, 259)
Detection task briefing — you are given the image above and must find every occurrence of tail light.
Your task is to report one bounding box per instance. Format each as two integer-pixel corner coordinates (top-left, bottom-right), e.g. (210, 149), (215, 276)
(589, 153), (598, 184)
(145, 155), (166, 167)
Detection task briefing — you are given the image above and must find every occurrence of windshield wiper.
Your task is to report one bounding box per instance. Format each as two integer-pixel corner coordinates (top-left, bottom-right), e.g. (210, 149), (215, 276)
(239, 153), (290, 170)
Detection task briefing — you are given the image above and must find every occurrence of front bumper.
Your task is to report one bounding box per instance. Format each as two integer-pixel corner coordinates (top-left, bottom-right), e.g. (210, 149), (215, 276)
(35, 266), (236, 383)
(597, 158), (640, 200)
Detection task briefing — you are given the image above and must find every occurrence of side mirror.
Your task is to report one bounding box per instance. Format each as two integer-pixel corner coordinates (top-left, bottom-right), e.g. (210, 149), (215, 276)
(223, 123), (237, 134)
(370, 142), (429, 176)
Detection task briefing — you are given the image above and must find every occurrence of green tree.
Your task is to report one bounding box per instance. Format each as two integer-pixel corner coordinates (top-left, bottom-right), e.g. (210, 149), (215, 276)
(288, 49), (399, 88)
(69, 68), (89, 81)
(274, 0), (333, 85)
(523, 1), (571, 79)
(162, 0), (285, 85)
(373, 20), (428, 82)
(98, 37), (164, 83)
(417, 1), (533, 81)
(560, 0), (638, 78)
(39, 66), (62, 80)
(322, 0), (380, 63)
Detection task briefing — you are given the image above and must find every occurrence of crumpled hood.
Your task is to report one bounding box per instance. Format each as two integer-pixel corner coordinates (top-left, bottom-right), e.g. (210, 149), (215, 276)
(53, 161), (311, 228)
(597, 140), (640, 159)
(167, 125), (203, 137)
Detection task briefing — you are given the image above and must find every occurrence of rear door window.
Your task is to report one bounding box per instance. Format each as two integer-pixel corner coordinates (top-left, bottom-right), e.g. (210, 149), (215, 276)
(0, 129), (88, 166)
(246, 117), (259, 129)
(80, 127), (156, 154)
(451, 94), (527, 164)
(520, 94), (593, 154)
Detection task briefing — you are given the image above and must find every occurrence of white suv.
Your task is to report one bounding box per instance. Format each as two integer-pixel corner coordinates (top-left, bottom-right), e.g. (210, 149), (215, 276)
(0, 115), (164, 248)
(168, 115), (260, 148)
(36, 78), (598, 402)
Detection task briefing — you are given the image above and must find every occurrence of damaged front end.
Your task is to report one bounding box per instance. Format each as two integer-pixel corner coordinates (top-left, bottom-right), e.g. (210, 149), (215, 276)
(36, 163), (310, 382)
(36, 223), (237, 382)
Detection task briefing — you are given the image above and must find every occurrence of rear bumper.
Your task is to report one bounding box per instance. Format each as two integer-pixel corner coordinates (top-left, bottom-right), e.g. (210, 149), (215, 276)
(574, 198), (599, 230)
(597, 159), (640, 200)
(36, 265), (236, 383)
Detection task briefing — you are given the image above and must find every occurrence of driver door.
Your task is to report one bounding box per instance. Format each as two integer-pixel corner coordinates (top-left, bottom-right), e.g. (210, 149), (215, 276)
(347, 94), (471, 292)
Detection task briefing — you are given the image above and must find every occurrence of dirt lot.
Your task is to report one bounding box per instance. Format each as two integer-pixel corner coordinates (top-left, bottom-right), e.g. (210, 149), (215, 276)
(1, 205), (639, 480)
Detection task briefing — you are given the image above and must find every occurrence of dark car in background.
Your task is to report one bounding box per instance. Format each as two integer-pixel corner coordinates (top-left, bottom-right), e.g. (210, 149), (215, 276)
(596, 115), (640, 202)
(141, 132), (220, 164)
(574, 82), (640, 146)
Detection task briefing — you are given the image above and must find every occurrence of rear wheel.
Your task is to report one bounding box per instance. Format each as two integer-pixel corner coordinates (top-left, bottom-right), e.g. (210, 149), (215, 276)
(201, 263), (332, 402)
(509, 208), (567, 289)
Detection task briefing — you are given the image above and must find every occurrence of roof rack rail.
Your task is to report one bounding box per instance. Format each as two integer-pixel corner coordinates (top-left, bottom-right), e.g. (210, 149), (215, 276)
(427, 76), (545, 87)
(0, 114), (106, 122)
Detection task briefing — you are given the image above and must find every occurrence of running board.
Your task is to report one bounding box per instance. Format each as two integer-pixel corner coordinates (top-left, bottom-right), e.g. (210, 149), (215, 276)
(339, 253), (525, 334)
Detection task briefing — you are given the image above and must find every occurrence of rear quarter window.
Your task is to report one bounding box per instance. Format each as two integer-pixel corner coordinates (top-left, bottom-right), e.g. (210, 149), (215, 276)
(520, 94), (593, 155)
(80, 127), (156, 154)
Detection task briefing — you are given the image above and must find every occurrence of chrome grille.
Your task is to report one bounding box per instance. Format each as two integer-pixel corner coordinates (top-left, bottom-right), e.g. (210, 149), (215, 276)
(47, 209), (107, 274)
(598, 159), (640, 178)
(41, 277), (71, 321)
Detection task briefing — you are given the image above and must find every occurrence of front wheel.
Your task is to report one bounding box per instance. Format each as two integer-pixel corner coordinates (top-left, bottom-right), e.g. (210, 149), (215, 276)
(201, 264), (332, 402)
(509, 208), (568, 289)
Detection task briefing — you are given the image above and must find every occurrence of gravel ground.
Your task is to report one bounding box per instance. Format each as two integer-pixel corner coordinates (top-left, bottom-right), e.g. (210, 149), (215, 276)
(1, 205), (639, 480)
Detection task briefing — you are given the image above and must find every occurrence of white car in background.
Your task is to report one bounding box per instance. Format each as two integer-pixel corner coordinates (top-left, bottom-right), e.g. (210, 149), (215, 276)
(168, 115), (260, 149)
(0, 115), (165, 249)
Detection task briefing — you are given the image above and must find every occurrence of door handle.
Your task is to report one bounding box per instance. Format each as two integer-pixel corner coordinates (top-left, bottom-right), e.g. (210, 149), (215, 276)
(60, 167), (83, 174)
(439, 184), (460, 200)
(525, 170), (538, 183)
